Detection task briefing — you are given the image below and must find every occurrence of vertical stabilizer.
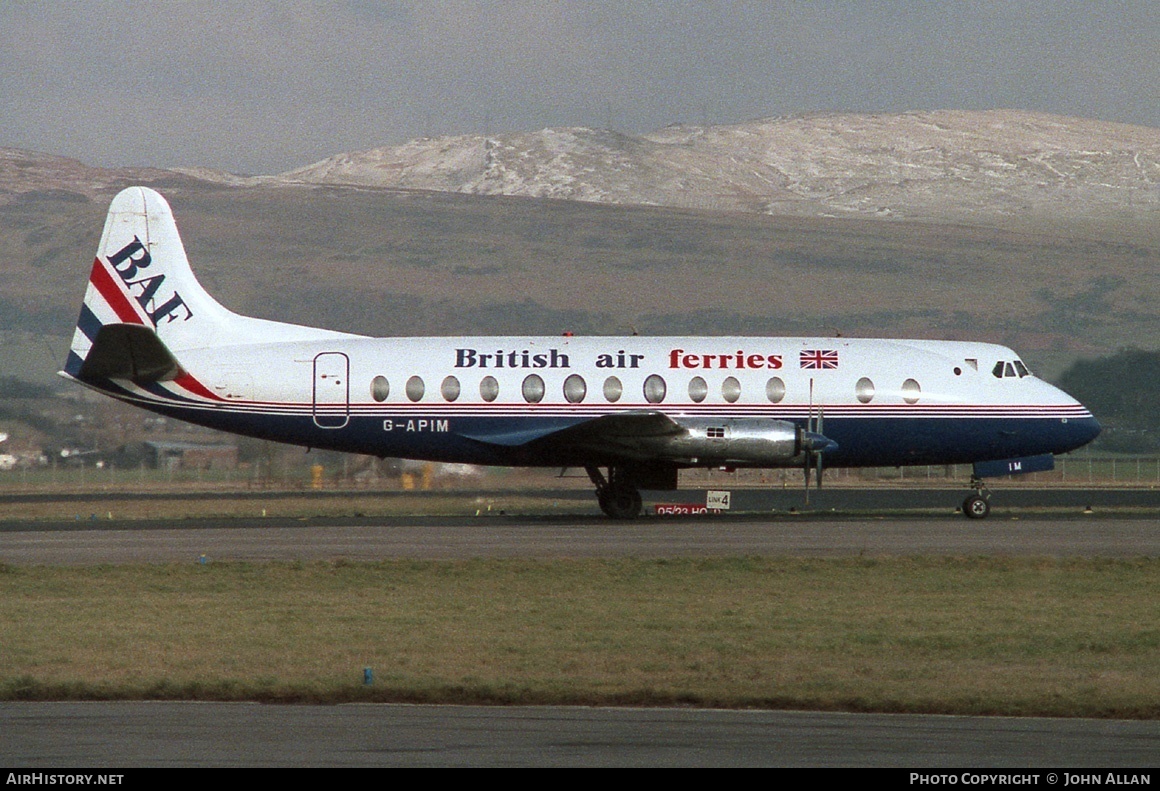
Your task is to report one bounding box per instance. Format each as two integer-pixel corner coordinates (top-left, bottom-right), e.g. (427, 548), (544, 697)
(65, 186), (356, 380)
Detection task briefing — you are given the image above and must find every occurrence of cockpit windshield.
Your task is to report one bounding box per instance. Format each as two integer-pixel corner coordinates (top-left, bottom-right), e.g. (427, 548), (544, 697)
(992, 359), (1032, 379)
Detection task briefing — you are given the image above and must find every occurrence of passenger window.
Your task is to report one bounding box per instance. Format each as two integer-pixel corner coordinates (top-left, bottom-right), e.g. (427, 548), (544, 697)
(603, 376), (623, 403)
(721, 376), (741, 403)
(522, 374), (545, 404)
(643, 374), (667, 404)
(371, 375), (389, 402)
(902, 378), (921, 404)
(406, 376), (425, 402)
(480, 376), (499, 403)
(563, 374), (587, 404)
(688, 376), (708, 403)
(441, 376), (460, 402)
(855, 377), (875, 404)
(766, 377), (786, 403)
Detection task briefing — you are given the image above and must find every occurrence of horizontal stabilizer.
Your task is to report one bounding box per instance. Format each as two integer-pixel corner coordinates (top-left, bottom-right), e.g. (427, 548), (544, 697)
(78, 323), (183, 383)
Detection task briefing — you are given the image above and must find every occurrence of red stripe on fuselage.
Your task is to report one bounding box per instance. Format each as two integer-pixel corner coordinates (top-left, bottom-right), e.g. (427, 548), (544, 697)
(173, 372), (224, 401)
(89, 257), (147, 324)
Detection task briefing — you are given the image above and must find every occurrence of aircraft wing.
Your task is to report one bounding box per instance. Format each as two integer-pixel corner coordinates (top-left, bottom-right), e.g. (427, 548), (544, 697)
(458, 410), (684, 460)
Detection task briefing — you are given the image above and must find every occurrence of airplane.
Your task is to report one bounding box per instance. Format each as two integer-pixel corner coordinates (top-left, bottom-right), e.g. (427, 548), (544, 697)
(61, 186), (1101, 519)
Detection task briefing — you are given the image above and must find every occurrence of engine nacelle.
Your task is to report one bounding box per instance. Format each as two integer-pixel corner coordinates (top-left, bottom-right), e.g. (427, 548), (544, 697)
(643, 417), (804, 466)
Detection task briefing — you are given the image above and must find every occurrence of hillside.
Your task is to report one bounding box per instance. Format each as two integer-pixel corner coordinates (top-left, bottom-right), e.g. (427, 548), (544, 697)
(1, 110), (1158, 392)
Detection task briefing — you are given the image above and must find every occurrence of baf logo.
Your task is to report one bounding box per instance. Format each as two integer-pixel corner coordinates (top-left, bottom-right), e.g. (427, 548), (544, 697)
(107, 237), (193, 325)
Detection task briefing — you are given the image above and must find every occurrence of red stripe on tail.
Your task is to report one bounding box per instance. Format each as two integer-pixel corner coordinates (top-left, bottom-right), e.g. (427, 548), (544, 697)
(88, 258), (147, 325)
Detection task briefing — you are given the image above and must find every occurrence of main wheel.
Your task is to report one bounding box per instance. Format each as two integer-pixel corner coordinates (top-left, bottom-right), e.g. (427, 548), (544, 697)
(962, 494), (990, 520)
(599, 487), (643, 519)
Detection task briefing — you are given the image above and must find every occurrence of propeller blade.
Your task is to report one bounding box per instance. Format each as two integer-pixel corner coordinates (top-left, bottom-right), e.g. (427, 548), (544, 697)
(804, 378), (814, 504)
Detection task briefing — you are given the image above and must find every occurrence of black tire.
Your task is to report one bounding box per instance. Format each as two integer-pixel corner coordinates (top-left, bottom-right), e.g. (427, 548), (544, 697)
(599, 487), (643, 519)
(963, 494), (990, 520)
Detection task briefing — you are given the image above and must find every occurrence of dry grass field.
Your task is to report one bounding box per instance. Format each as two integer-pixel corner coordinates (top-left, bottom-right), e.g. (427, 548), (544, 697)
(3, 557), (1157, 717)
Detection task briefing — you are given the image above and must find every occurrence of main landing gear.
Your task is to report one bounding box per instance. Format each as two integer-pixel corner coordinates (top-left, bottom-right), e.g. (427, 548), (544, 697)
(961, 476), (991, 519)
(586, 466), (643, 520)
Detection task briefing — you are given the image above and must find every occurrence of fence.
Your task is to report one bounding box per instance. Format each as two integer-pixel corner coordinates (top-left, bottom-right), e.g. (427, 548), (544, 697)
(2, 454), (1159, 493)
(685, 454), (1160, 488)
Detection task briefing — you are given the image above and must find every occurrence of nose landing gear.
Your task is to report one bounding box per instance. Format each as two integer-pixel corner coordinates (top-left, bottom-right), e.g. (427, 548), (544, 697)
(962, 476), (991, 519)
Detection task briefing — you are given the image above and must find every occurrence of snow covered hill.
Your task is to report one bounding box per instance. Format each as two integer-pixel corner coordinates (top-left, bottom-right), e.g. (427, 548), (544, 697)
(277, 110), (1160, 223)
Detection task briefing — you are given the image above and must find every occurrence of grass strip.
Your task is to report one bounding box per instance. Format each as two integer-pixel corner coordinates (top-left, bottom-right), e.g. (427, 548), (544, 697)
(2, 557), (1157, 717)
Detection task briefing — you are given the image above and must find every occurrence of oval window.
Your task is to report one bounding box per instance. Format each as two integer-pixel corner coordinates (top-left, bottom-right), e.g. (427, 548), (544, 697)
(371, 375), (390, 402)
(522, 374), (545, 404)
(406, 375), (425, 402)
(480, 376), (499, 403)
(563, 374), (587, 404)
(901, 378), (921, 404)
(643, 374), (667, 404)
(855, 377), (875, 404)
(441, 376), (461, 402)
(766, 376), (786, 403)
(603, 376), (623, 403)
(688, 376), (708, 403)
(722, 376), (741, 403)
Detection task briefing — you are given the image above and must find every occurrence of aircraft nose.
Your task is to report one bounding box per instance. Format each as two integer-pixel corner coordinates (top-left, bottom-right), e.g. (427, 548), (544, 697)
(1057, 412), (1101, 454)
(1075, 415), (1102, 446)
(1046, 380), (1101, 452)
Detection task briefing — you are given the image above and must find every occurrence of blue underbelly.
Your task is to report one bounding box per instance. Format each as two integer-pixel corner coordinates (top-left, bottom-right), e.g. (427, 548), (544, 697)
(137, 401), (1100, 469)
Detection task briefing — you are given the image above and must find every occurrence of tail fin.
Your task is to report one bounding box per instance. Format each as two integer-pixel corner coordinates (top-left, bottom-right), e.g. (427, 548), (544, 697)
(64, 186), (355, 383)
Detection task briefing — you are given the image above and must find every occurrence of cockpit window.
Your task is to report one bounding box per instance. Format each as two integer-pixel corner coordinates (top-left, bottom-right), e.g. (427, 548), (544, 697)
(993, 360), (1032, 379)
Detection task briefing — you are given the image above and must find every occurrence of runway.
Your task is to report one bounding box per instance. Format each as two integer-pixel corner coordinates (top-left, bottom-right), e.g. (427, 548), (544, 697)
(1, 513), (1157, 565)
(3, 701), (1159, 768)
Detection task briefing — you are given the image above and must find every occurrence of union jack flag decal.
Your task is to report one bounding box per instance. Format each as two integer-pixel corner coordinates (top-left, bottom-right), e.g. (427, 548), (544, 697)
(800, 349), (839, 369)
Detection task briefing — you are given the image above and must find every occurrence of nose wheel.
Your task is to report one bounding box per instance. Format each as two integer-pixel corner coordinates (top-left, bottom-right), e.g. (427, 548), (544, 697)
(962, 476), (991, 519)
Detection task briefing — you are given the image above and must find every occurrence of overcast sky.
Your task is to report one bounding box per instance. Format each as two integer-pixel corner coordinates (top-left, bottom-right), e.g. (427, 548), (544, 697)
(2, 1), (1157, 175)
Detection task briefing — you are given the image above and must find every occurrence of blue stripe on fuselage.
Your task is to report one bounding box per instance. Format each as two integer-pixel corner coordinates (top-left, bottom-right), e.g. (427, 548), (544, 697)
(99, 395), (1102, 469)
